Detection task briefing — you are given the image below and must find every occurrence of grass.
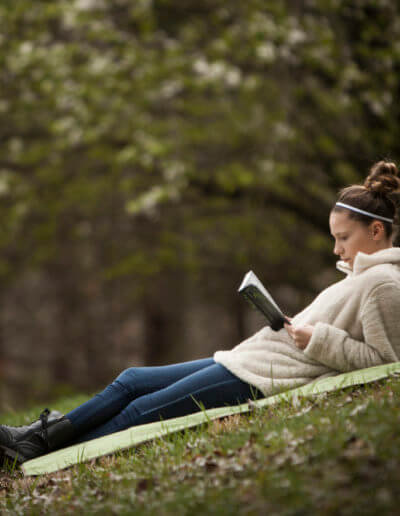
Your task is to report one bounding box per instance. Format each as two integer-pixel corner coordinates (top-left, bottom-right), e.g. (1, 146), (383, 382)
(1, 377), (400, 515)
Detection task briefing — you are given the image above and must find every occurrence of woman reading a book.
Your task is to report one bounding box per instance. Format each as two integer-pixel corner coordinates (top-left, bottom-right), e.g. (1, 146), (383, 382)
(2, 160), (400, 464)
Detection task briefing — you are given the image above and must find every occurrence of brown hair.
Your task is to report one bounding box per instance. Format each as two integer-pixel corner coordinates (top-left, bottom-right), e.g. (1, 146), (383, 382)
(332, 160), (400, 242)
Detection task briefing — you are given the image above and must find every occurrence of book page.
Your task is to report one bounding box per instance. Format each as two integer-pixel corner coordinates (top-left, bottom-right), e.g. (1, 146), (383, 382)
(238, 271), (283, 315)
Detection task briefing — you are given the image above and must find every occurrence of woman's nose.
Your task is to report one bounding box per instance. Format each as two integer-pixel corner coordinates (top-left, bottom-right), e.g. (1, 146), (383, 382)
(333, 242), (342, 256)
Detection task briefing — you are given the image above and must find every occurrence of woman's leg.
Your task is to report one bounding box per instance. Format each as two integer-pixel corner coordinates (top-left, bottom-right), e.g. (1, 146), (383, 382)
(66, 357), (215, 435)
(0, 358), (219, 463)
(73, 363), (264, 443)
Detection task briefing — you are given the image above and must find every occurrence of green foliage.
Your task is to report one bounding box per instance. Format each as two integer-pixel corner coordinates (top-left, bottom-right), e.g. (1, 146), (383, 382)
(0, 0), (399, 290)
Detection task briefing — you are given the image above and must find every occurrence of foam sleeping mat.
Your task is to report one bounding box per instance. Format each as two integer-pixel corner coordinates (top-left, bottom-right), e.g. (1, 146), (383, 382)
(22, 360), (400, 476)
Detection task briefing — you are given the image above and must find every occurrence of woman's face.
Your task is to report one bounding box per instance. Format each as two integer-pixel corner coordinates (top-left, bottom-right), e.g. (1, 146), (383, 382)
(329, 210), (388, 269)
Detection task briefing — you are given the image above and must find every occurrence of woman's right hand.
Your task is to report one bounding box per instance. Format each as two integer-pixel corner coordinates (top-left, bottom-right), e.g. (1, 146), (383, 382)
(284, 317), (314, 350)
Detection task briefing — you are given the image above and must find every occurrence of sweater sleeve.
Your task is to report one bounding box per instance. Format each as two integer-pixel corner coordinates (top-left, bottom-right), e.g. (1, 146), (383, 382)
(303, 282), (400, 372)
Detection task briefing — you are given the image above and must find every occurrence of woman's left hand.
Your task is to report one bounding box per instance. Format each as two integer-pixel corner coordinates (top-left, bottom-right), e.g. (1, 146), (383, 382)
(283, 320), (315, 350)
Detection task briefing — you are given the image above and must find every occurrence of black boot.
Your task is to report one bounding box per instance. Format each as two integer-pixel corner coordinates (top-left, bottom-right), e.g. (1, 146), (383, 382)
(0, 409), (76, 464)
(0, 408), (63, 442)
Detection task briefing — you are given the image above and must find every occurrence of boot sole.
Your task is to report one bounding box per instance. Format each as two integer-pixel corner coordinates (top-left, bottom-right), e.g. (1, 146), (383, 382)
(0, 445), (26, 464)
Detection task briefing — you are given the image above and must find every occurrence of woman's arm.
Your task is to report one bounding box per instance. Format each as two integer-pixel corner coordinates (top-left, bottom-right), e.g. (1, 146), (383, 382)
(302, 282), (400, 372)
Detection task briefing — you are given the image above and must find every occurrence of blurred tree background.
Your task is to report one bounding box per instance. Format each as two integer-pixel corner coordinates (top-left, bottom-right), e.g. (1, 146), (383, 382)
(0, 0), (399, 407)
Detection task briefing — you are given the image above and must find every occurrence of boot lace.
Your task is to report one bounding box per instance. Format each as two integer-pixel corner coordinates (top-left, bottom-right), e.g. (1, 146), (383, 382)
(39, 408), (51, 448)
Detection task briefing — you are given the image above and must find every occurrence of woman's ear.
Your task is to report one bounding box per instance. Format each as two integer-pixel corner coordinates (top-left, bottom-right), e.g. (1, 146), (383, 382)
(370, 221), (385, 239)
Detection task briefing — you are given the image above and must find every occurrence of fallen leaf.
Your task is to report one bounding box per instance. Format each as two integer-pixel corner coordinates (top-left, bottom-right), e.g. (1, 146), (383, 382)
(341, 435), (375, 459)
(288, 405), (312, 418)
(349, 402), (369, 416)
(136, 478), (153, 493)
(291, 392), (300, 408)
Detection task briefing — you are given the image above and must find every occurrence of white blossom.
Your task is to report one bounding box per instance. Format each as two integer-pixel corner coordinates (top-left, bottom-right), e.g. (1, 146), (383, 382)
(75, 0), (99, 11)
(19, 41), (33, 55)
(160, 80), (183, 99)
(225, 68), (241, 87)
(287, 28), (307, 46)
(256, 43), (276, 62)
(193, 58), (241, 87)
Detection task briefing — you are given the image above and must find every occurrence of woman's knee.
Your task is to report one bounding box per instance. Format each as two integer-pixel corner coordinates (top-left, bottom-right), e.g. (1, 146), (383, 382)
(115, 367), (140, 388)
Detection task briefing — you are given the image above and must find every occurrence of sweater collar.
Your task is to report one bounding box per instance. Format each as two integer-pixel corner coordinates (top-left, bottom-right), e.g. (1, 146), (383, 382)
(336, 246), (400, 276)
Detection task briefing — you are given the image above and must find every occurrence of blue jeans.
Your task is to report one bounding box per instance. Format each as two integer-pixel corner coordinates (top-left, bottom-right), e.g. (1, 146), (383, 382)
(66, 358), (264, 443)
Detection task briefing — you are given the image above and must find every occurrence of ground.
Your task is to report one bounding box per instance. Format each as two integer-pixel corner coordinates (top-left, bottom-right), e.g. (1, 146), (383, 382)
(1, 376), (399, 515)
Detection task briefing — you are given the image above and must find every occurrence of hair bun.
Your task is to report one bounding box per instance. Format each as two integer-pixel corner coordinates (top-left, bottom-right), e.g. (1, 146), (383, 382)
(364, 160), (400, 196)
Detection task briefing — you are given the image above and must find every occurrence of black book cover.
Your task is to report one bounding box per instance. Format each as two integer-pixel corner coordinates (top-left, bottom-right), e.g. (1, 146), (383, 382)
(238, 271), (291, 331)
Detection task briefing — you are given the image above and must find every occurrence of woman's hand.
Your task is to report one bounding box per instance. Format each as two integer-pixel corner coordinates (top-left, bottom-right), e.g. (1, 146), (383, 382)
(283, 317), (314, 350)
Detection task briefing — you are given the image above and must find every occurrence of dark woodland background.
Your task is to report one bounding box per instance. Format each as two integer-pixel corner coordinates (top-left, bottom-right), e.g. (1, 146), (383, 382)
(0, 0), (399, 408)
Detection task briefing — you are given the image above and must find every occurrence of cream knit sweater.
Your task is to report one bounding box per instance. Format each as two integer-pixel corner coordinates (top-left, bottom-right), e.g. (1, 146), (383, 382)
(213, 247), (400, 397)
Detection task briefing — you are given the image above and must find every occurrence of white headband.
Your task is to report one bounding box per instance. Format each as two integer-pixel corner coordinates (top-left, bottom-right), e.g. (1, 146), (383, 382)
(335, 202), (394, 224)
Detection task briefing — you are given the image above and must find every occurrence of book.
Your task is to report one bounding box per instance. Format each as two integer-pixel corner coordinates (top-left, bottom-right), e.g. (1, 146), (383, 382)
(238, 270), (291, 331)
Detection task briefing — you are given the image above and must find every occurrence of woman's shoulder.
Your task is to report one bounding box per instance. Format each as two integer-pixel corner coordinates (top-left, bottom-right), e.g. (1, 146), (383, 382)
(358, 264), (400, 303)
(361, 262), (400, 286)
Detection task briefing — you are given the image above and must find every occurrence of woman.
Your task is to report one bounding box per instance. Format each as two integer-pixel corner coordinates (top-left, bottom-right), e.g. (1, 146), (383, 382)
(2, 160), (400, 464)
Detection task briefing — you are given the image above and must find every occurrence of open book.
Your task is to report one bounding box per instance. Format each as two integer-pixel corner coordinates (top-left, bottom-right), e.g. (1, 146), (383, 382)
(238, 270), (291, 331)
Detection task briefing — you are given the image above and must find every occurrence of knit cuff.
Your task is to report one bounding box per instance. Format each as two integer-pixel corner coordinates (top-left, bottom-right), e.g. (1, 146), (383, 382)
(303, 321), (330, 361)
